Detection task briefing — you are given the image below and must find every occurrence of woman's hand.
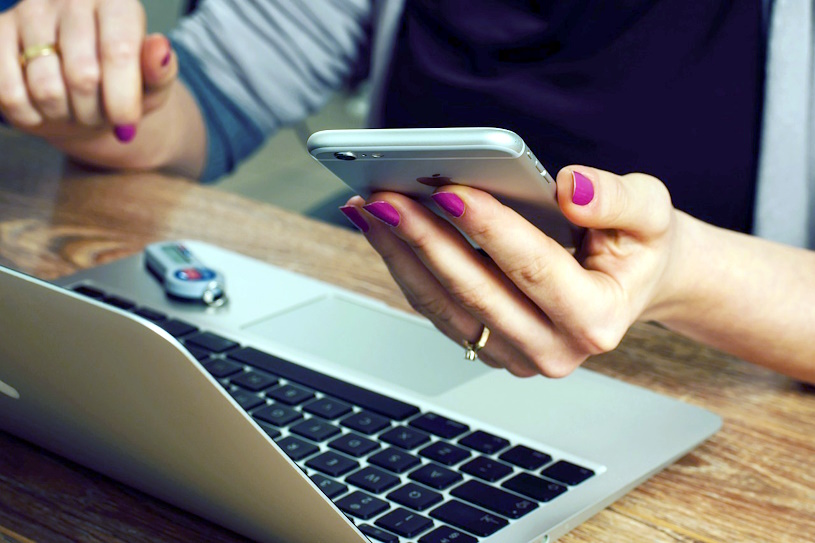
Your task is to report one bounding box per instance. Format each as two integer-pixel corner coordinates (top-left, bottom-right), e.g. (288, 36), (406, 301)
(340, 167), (683, 378)
(0, 0), (177, 144)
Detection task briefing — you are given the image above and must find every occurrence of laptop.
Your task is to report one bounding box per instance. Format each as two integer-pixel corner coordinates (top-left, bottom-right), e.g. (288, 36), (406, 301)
(0, 240), (721, 543)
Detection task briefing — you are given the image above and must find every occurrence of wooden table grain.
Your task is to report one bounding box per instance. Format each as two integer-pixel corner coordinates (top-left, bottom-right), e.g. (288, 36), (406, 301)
(0, 140), (813, 543)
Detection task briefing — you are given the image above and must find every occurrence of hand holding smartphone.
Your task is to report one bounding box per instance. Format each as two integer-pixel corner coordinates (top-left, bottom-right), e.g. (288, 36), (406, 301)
(307, 127), (576, 245)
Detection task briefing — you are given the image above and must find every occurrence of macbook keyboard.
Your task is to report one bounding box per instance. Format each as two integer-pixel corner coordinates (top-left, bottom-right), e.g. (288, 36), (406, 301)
(73, 285), (597, 542)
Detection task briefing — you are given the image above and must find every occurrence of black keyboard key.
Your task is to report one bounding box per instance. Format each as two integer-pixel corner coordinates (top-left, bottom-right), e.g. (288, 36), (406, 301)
(185, 331), (239, 353)
(387, 483), (443, 512)
(336, 491), (389, 520)
(409, 463), (463, 490)
(255, 420), (281, 440)
(275, 435), (319, 461)
(430, 500), (507, 537)
(203, 358), (242, 378)
(228, 389), (265, 411)
(419, 441), (471, 466)
(341, 411), (391, 435)
(290, 418), (341, 442)
(185, 345), (212, 361)
(306, 451), (359, 477)
(252, 403), (301, 427)
(368, 447), (421, 474)
(460, 456), (513, 482)
(228, 347), (420, 420)
(158, 319), (198, 337)
(451, 480), (538, 519)
(459, 431), (510, 455)
(231, 370), (278, 392)
(267, 384), (314, 405)
(380, 426), (431, 450)
(103, 295), (136, 310)
(376, 508), (434, 538)
(72, 285), (106, 299)
(502, 473), (567, 502)
(359, 524), (399, 542)
(541, 460), (595, 486)
(303, 397), (352, 419)
(419, 525), (478, 543)
(409, 413), (469, 439)
(311, 474), (349, 500)
(499, 445), (552, 470)
(133, 307), (167, 322)
(328, 433), (379, 457)
(346, 466), (400, 494)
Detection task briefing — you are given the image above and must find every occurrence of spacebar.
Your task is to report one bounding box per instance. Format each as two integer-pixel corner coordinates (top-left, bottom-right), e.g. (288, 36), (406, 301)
(228, 347), (419, 421)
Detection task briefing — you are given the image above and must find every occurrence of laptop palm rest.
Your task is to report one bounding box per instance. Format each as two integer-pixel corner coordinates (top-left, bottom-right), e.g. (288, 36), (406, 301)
(242, 295), (489, 396)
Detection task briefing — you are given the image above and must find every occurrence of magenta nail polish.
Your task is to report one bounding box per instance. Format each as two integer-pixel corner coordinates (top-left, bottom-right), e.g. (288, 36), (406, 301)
(114, 124), (137, 143)
(339, 205), (370, 232)
(363, 201), (400, 227)
(572, 171), (594, 206)
(431, 192), (465, 218)
(161, 50), (172, 67)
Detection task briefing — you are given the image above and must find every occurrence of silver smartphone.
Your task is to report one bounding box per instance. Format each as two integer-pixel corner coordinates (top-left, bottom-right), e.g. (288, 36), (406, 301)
(307, 127), (575, 245)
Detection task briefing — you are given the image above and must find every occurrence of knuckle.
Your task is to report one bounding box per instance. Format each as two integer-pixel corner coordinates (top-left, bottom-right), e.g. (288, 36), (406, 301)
(447, 280), (493, 316)
(28, 78), (64, 106)
(64, 59), (101, 95)
(528, 352), (580, 379)
(0, 82), (28, 112)
(572, 322), (623, 355)
(505, 253), (552, 287)
(100, 38), (140, 65)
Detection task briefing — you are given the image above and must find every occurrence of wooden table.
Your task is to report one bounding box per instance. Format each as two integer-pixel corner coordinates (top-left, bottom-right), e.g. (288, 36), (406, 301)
(1, 134), (813, 543)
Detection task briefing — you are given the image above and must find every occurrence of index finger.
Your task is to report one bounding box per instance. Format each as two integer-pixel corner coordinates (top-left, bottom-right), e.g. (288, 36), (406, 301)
(97, 0), (145, 129)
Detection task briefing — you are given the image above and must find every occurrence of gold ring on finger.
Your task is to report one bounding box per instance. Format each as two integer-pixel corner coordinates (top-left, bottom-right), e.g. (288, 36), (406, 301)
(19, 43), (60, 68)
(463, 325), (490, 361)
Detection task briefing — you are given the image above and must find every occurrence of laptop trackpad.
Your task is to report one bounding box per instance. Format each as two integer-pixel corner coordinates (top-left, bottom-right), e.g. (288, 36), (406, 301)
(242, 296), (489, 397)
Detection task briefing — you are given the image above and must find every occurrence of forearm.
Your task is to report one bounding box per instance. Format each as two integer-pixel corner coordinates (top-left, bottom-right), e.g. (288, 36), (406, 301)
(42, 81), (206, 179)
(650, 212), (815, 383)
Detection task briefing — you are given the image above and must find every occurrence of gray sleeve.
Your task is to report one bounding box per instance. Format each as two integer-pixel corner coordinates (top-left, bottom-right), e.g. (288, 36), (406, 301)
(170, 0), (372, 138)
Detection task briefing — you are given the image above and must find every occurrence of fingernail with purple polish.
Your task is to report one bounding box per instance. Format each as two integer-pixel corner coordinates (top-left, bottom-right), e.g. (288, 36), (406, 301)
(339, 205), (370, 232)
(572, 171), (594, 206)
(431, 192), (465, 218)
(363, 201), (400, 227)
(161, 50), (172, 67)
(114, 124), (137, 143)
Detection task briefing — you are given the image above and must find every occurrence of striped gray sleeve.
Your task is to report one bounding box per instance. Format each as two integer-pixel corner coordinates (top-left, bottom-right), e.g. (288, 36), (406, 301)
(170, 0), (372, 136)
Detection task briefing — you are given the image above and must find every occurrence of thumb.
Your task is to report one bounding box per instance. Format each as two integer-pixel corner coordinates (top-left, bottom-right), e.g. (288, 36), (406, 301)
(557, 166), (674, 238)
(141, 34), (177, 111)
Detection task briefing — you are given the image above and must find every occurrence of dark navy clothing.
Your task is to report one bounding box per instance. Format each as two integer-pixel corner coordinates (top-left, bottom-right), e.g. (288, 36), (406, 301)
(382, 0), (765, 233)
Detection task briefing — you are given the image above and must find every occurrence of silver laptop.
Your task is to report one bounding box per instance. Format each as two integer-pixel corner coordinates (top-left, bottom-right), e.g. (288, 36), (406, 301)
(0, 240), (721, 543)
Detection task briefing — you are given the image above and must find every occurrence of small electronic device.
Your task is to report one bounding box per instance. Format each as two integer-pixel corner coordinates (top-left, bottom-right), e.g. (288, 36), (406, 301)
(144, 241), (226, 306)
(307, 127), (576, 245)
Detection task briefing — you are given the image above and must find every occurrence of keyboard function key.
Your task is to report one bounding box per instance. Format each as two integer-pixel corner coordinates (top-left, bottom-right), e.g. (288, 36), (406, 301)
(346, 466), (401, 494)
(387, 483), (443, 511)
(185, 331), (239, 353)
(103, 295), (136, 310)
(409, 463), (463, 490)
(158, 319), (198, 337)
(376, 508), (434, 538)
(311, 473), (349, 500)
(380, 426), (431, 450)
(368, 447), (421, 474)
(341, 411), (391, 435)
(303, 397), (352, 419)
(459, 430), (510, 455)
(419, 441), (471, 466)
(499, 445), (552, 470)
(460, 456), (513, 482)
(336, 491), (390, 520)
(429, 500), (508, 537)
(541, 460), (595, 486)
(72, 285), (106, 299)
(409, 413), (469, 439)
(133, 307), (167, 322)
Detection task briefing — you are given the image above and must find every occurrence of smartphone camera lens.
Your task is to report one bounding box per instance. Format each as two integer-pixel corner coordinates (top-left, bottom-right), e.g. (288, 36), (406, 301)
(334, 151), (357, 161)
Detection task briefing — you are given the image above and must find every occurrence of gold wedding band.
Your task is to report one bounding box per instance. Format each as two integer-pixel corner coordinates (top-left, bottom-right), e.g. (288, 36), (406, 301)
(19, 43), (60, 68)
(463, 325), (490, 361)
